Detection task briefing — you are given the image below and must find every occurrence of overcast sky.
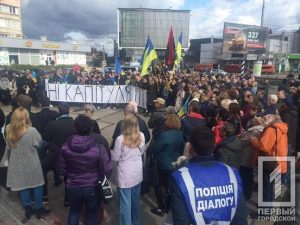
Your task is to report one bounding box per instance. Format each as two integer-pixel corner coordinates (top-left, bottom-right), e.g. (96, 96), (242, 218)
(21, 0), (300, 56)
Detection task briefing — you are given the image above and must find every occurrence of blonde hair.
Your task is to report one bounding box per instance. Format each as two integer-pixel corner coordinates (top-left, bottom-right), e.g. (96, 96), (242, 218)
(6, 107), (31, 148)
(121, 114), (141, 148)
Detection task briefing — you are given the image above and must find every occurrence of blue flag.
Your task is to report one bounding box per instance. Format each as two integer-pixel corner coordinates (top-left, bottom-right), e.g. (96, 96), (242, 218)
(114, 54), (122, 75)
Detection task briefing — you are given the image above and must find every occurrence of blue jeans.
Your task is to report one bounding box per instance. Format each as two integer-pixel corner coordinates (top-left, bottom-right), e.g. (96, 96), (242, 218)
(68, 187), (99, 225)
(20, 185), (43, 209)
(118, 183), (141, 225)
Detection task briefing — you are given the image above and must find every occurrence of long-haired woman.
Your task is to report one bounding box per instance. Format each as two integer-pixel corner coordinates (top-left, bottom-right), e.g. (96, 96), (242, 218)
(6, 107), (49, 221)
(112, 114), (145, 225)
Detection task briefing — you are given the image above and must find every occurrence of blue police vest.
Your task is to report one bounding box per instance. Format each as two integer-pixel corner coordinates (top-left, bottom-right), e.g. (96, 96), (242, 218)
(172, 161), (241, 225)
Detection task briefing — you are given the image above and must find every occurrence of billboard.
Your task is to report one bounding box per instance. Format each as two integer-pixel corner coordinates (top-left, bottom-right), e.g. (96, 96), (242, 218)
(118, 8), (190, 49)
(223, 22), (268, 54)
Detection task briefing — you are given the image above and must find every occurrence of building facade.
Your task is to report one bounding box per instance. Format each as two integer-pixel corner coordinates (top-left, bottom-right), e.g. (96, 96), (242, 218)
(0, 0), (22, 38)
(0, 37), (90, 65)
(185, 38), (222, 67)
(266, 31), (300, 72)
(117, 8), (190, 62)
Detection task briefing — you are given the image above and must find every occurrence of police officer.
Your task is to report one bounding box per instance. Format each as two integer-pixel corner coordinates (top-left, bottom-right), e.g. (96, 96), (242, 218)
(170, 127), (247, 225)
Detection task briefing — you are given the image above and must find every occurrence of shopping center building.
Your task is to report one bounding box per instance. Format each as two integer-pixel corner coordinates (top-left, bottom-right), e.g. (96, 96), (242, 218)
(0, 37), (90, 65)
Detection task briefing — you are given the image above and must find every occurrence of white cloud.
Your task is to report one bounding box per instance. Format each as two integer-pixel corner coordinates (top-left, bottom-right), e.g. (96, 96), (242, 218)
(189, 0), (300, 39)
(64, 31), (116, 56)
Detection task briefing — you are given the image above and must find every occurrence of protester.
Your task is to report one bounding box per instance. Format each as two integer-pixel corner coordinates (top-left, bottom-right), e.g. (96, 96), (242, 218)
(0, 109), (7, 187)
(181, 100), (205, 142)
(212, 107), (229, 145)
(56, 115), (112, 225)
(112, 114), (145, 225)
(171, 127), (247, 225)
(35, 96), (58, 139)
(44, 103), (76, 206)
(6, 107), (50, 221)
(148, 97), (167, 136)
(228, 102), (242, 135)
(111, 103), (150, 149)
(265, 94), (278, 115)
(214, 122), (241, 169)
(251, 112), (288, 202)
(148, 113), (185, 216)
(5, 94), (42, 133)
(239, 116), (264, 199)
(84, 104), (101, 134)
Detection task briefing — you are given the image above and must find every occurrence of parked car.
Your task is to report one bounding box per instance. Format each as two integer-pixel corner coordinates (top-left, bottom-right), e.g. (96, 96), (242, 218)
(210, 69), (228, 75)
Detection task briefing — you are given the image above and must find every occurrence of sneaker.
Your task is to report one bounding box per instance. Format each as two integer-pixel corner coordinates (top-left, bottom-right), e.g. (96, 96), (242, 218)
(150, 208), (165, 217)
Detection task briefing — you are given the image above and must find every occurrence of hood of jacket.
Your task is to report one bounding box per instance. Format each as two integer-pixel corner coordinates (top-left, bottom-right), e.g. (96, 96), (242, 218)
(218, 136), (241, 152)
(270, 122), (288, 136)
(67, 135), (96, 153)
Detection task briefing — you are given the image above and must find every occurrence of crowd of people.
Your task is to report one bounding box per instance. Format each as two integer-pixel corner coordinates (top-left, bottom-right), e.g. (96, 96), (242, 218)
(0, 66), (300, 225)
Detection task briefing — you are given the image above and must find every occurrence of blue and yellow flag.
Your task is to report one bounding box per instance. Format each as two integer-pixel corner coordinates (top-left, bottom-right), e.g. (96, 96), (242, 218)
(175, 32), (183, 66)
(114, 55), (122, 75)
(141, 36), (158, 76)
(178, 95), (191, 118)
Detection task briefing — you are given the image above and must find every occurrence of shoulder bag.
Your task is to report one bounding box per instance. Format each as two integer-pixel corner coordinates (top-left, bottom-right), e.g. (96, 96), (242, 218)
(97, 144), (113, 204)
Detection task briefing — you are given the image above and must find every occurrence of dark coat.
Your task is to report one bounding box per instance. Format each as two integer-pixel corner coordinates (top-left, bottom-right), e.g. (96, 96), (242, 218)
(0, 109), (6, 187)
(148, 129), (185, 171)
(148, 107), (167, 136)
(111, 115), (150, 149)
(214, 136), (241, 169)
(43, 116), (76, 168)
(35, 108), (59, 139)
(91, 119), (101, 134)
(181, 114), (206, 142)
(280, 107), (298, 148)
(90, 133), (110, 160)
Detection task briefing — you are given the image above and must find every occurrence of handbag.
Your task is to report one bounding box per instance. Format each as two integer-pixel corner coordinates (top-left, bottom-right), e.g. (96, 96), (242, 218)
(97, 144), (113, 204)
(0, 146), (10, 168)
(260, 126), (278, 173)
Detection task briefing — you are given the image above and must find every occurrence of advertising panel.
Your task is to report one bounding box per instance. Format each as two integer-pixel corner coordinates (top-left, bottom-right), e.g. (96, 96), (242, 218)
(118, 8), (190, 49)
(223, 22), (268, 54)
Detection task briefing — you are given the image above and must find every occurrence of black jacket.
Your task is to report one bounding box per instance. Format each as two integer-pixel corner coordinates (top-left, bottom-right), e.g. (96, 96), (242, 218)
(43, 116), (75, 168)
(214, 136), (241, 169)
(90, 133), (110, 160)
(6, 110), (42, 136)
(148, 107), (167, 136)
(111, 115), (151, 149)
(92, 119), (101, 134)
(181, 115), (206, 142)
(35, 108), (59, 139)
(0, 109), (5, 159)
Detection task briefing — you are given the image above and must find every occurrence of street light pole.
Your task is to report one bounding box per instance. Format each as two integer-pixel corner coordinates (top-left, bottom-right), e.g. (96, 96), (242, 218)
(260, 0), (265, 27)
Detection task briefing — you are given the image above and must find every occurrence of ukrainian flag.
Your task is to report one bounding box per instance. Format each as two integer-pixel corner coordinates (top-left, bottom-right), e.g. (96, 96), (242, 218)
(175, 32), (183, 66)
(141, 36), (158, 76)
(178, 95), (191, 118)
